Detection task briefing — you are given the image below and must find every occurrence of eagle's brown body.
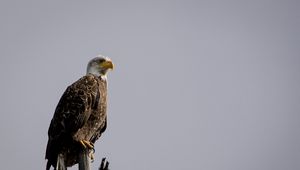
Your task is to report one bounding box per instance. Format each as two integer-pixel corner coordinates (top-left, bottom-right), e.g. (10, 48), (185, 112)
(46, 74), (108, 169)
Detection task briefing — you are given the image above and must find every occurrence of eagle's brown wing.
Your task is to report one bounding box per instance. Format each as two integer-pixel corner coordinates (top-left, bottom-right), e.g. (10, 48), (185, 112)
(46, 74), (100, 168)
(91, 117), (107, 143)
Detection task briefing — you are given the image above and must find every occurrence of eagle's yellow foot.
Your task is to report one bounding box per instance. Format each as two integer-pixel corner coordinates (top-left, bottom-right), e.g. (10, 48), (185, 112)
(80, 140), (94, 149)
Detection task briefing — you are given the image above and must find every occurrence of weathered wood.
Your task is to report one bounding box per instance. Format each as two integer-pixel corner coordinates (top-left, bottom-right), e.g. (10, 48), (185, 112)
(78, 149), (90, 170)
(53, 150), (110, 170)
(99, 158), (109, 170)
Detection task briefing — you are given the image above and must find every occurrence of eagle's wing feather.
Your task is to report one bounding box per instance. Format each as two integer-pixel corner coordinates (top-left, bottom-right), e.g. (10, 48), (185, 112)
(46, 75), (99, 162)
(91, 117), (107, 143)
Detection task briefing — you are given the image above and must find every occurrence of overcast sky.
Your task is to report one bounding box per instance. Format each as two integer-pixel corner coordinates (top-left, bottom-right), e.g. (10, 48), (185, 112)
(0, 1), (299, 170)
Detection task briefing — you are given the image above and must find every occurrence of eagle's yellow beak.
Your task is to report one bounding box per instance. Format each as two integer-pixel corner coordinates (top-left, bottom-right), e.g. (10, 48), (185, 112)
(100, 60), (114, 70)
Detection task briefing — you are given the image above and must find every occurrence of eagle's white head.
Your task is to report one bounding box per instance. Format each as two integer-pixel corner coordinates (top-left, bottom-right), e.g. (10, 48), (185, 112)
(87, 55), (114, 77)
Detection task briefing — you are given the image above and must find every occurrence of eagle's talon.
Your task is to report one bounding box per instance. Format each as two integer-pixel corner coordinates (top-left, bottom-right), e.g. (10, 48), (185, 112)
(80, 140), (94, 150)
(89, 152), (94, 162)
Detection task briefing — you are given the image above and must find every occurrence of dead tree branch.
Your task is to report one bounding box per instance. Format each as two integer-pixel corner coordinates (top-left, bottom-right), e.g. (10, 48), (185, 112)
(99, 158), (109, 170)
(78, 149), (91, 170)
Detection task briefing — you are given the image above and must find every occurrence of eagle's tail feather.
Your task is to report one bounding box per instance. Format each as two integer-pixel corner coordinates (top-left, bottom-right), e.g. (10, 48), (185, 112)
(56, 153), (67, 170)
(46, 160), (51, 170)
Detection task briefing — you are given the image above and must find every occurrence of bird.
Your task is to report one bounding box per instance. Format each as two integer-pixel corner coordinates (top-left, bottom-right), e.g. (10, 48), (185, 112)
(45, 56), (114, 170)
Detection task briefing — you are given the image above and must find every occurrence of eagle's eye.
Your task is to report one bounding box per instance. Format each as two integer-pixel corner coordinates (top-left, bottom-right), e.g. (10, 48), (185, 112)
(98, 58), (106, 63)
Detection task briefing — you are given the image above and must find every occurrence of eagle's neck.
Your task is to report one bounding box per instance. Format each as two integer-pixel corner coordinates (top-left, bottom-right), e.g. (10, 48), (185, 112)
(86, 67), (108, 79)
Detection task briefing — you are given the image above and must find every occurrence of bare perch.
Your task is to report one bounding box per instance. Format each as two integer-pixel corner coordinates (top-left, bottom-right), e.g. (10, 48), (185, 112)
(99, 158), (109, 170)
(79, 149), (91, 170)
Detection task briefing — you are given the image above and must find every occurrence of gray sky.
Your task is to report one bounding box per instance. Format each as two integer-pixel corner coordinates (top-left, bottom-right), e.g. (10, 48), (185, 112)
(0, 0), (299, 170)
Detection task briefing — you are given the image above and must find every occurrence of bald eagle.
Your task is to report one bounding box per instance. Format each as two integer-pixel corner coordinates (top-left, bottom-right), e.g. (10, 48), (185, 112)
(45, 56), (114, 170)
